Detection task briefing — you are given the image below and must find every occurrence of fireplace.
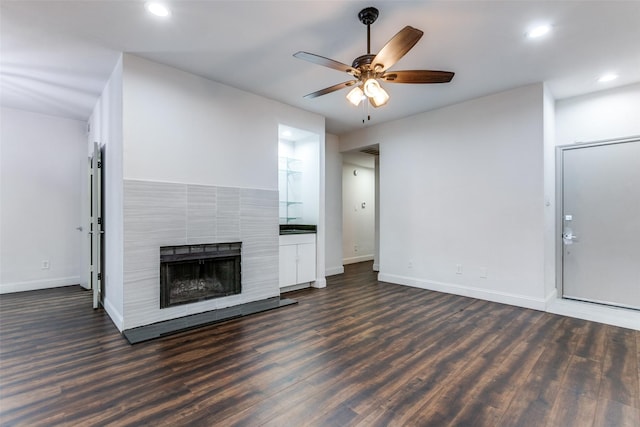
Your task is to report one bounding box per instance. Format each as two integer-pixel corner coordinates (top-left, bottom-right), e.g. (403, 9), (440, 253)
(160, 242), (241, 308)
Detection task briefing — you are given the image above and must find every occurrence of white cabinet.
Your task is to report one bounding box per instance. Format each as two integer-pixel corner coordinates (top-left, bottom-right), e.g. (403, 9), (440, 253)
(279, 234), (316, 288)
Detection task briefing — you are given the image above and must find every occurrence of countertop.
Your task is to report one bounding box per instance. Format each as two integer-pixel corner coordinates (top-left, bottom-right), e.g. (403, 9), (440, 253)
(279, 224), (317, 235)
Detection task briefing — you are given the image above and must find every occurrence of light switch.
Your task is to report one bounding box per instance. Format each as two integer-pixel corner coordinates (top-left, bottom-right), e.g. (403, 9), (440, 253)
(565, 215), (573, 221)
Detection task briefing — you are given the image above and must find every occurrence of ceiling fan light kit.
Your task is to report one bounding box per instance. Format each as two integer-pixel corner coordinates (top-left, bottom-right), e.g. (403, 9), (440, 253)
(346, 86), (366, 106)
(293, 6), (454, 115)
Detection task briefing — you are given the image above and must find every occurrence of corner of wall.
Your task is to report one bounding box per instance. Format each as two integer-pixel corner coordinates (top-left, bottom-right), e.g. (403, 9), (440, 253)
(543, 84), (557, 300)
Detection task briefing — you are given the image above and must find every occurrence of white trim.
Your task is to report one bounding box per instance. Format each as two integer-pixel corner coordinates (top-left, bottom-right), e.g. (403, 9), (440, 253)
(312, 277), (327, 288)
(343, 255), (374, 265)
(546, 297), (640, 331)
(545, 288), (558, 306)
(378, 273), (547, 311)
(280, 283), (311, 293)
(0, 276), (81, 294)
(325, 266), (344, 276)
(103, 297), (124, 332)
(372, 263), (380, 272)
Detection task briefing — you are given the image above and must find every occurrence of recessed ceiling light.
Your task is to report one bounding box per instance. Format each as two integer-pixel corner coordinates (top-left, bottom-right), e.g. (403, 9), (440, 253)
(526, 24), (551, 39)
(598, 73), (618, 83)
(146, 2), (170, 17)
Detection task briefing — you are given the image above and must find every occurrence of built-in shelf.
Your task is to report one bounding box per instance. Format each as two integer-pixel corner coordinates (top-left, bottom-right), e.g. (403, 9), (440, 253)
(279, 156), (302, 224)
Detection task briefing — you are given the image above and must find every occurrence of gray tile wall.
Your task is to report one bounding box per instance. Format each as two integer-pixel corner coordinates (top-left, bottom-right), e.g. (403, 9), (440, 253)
(123, 180), (279, 329)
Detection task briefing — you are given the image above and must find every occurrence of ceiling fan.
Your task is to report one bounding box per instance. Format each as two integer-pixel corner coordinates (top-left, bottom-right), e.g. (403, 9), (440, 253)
(293, 7), (455, 108)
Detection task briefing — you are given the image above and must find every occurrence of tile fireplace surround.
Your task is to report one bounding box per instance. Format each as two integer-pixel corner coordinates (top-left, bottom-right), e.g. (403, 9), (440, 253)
(123, 180), (279, 331)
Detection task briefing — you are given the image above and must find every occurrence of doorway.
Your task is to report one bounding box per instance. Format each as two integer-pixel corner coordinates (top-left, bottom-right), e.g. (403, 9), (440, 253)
(342, 147), (378, 269)
(558, 137), (640, 310)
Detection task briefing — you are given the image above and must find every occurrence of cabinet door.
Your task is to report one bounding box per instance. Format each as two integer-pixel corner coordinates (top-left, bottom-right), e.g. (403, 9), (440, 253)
(297, 242), (316, 284)
(279, 244), (298, 287)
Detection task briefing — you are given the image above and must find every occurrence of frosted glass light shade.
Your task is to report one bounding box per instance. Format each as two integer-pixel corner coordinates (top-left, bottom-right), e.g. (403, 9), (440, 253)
(363, 78), (382, 97)
(369, 86), (390, 107)
(346, 86), (365, 106)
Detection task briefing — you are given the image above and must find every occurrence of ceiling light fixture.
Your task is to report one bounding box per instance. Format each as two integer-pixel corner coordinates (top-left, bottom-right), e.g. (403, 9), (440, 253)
(295, 7), (453, 115)
(347, 79), (389, 108)
(146, 2), (170, 17)
(598, 73), (618, 83)
(526, 24), (551, 39)
(346, 86), (365, 106)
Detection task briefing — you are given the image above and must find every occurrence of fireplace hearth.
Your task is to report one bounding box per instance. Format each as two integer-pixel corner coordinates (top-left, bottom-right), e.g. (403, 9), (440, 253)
(160, 243), (241, 308)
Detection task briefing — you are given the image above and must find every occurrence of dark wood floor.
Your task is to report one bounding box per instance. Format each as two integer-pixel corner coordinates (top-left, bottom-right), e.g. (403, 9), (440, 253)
(1, 262), (638, 426)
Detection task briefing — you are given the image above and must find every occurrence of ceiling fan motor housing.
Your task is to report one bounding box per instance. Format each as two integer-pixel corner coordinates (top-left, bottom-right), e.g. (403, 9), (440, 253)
(352, 54), (375, 71)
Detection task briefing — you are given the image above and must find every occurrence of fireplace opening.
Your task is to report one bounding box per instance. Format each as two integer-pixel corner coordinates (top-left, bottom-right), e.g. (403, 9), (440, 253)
(160, 242), (241, 308)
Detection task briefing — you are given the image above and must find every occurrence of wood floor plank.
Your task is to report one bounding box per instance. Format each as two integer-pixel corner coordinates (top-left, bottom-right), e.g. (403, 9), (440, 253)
(593, 398), (640, 427)
(599, 326), (639, 409)
(1, 261), (638, 426)
(546, 387), (598, 427)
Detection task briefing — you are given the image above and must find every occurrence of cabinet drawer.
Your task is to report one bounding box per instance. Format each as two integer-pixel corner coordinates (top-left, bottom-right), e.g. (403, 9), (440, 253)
(279, 233), (316, 246)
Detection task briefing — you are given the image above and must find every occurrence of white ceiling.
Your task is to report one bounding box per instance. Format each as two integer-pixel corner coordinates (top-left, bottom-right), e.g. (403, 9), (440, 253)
(1, 1), (639, 135)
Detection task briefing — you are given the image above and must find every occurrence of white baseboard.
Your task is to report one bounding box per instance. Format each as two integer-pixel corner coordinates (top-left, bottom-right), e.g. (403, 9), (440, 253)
(373, 263), (380, 272)
(378, 273), (547, 311)
(325, 266), (344, 276)
(280, 283), (310, 293)
(103, 298), (124, 332)
(312, 277), (327, 288)
(545, 288), (558, 306)
(343, 255), (374, 265)
(0, 276), (81, 294)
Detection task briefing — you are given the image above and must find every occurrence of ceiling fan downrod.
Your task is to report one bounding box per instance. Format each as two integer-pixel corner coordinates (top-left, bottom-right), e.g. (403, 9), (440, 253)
(358, 7), (379, 55)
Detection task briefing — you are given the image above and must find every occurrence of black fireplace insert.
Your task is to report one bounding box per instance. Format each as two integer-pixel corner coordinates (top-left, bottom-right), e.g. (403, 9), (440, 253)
(160, 242), (241, 308)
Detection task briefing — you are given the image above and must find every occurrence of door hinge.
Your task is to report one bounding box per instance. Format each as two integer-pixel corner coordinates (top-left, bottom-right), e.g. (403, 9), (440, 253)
(97, 161), (102, 168)
(97, 273), (102, 281)
(97, 217), (102, 225)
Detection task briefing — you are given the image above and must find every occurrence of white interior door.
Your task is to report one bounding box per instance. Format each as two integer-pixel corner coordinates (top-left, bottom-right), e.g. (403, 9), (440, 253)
(561, 139), (640, 310)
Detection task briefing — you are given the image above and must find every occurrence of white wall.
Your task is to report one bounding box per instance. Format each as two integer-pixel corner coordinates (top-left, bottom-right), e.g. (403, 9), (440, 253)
(122, 54), (320, 189)
(0, 107), (85, 293)
(341, 83), (547, 309)
(325, 133), (343, 276)
(342, 152), (376, 265)
(88, 55), (124, 329)
(296, 136), (320, 226)
(556, 83), (640, 145)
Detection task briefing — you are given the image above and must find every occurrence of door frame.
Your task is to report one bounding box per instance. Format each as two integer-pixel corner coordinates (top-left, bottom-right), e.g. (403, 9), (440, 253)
(89, 142), (104, 309)
(555, 135), (640, 304)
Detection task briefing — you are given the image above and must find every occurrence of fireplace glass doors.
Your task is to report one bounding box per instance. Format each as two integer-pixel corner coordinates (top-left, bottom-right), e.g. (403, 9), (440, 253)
(160, 243), (241, 308)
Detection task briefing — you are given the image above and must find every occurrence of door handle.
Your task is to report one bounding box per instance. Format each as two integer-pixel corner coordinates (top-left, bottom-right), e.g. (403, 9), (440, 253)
(563, 233), (578, 239)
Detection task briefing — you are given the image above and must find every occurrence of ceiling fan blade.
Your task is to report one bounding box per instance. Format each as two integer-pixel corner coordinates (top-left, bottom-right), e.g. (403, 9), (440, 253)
(381, 70), (455, 84)
(294, 52), (360, 76)
(372, 26), (423, 72)
(303, 80), (359, 99)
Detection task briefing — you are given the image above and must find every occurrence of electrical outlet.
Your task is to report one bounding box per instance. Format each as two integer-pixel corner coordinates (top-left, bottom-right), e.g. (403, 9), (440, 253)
(480, 267), (488, 278)
(456, 264), (463, 274)
(408, 260), (413, 269)
(41, 260), (50, 270)
(354, 244), (358, 252)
